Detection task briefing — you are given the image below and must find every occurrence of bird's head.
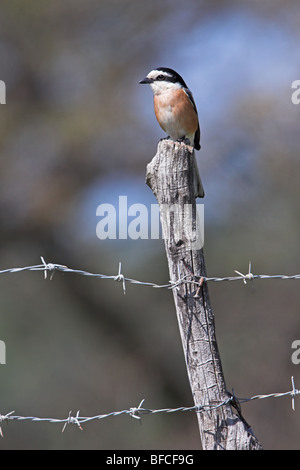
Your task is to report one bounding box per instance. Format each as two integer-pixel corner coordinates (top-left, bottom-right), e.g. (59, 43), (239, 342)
(139, 67), (187, 95)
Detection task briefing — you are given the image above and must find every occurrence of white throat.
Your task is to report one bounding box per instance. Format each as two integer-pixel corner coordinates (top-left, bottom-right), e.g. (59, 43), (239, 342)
(150, 80), (181, 95)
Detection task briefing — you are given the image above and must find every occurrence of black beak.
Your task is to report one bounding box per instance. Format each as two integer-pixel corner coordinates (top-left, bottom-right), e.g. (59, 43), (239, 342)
(139, 77), (152, 84)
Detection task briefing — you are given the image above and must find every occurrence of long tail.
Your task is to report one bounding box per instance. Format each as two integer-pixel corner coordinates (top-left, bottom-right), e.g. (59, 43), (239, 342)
(193, 153), (205, 198)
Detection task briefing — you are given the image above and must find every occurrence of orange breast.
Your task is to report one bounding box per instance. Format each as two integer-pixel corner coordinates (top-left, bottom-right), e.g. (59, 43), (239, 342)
(154, 89), (198, 138)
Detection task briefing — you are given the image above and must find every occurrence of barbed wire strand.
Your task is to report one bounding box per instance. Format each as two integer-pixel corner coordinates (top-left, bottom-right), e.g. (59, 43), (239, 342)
(0, 260), (299, 436)
(0, 377), (298, 436)
(0, 258), (298, 295)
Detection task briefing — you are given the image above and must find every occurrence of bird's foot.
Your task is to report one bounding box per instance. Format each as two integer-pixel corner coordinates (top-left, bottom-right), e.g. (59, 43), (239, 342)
(159, 136), (170, 142)
(177, 137), (191, 146)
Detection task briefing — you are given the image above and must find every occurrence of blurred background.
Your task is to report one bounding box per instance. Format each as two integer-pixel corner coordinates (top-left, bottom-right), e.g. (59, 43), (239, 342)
(0, 0), (299, 450)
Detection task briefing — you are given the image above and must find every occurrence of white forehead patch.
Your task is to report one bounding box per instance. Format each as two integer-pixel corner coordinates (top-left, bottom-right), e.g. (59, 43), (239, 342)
(146, 70), (181, 94)
(147, 70), (172, 81)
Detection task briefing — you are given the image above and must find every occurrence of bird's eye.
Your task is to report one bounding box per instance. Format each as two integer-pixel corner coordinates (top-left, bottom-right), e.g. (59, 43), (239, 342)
(157, 75), (165, 81)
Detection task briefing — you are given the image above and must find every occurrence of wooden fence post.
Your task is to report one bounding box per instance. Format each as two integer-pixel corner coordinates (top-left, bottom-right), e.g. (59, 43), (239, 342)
(146, 139), (263, 450)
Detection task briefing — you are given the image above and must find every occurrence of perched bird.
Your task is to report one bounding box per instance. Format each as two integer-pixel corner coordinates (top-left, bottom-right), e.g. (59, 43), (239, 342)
(139, 67), (204, 198)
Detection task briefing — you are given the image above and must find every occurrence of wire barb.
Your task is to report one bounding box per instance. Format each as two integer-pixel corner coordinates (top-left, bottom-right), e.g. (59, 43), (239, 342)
(129, 399), (146, 420)
(40, 256), (68, 280)
(114, 262), (126, 294)
(291, 376), (297, 411)
(0, 258), (298, 438)
(0, 411), (15, 438)
(0, 258), (298, 290)
(234, 261), (254, 285)
(62, 410), (83, 432)
(0, 378), (298, 436)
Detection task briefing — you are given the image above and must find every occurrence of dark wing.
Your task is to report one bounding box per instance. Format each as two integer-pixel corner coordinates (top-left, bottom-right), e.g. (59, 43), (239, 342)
(183, 87), (201, 150)
(183, 87), (198, 114)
